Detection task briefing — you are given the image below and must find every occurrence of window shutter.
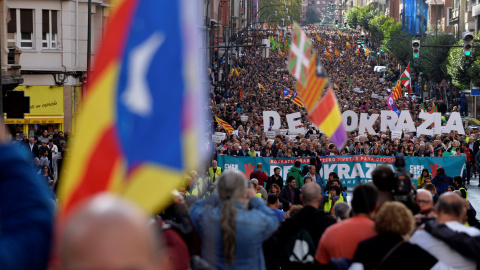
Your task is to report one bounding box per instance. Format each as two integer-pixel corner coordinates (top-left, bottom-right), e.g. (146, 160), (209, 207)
(42, 10), (49, 34)
(20, 9), (33, 33)
(7, 9), (16, 33)
(52, 10), (58, 34)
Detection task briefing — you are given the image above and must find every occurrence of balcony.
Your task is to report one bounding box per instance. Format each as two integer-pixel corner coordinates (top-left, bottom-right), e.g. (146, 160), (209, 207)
(2, 47), (23, 91)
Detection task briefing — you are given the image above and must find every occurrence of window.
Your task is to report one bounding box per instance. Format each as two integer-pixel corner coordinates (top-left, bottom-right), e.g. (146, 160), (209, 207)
(42, 10), (58, 49)
(446, 7), (453, 26)
(317, 7), (320, 11)
(317, 1), (320, 4)
(303, 6), (306, 11)
(7, 9), (34, 49)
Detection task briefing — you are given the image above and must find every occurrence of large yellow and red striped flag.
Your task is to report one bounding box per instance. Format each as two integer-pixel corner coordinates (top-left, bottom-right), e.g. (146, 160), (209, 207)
(392, 80), (403, 100)
(215, 116), (235, 134)
(296, 54), (328, 113)
(58, 0), (205, 217)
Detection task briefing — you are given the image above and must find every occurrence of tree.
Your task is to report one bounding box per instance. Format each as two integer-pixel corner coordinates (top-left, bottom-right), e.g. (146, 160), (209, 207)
(447, 32), (480, 89)
(306, 8), (318, 24)
(382, 22), (413, 66)
(344, 8), (358, 29)
(419, 34), (455, 83)
(258, 0), (301, 26)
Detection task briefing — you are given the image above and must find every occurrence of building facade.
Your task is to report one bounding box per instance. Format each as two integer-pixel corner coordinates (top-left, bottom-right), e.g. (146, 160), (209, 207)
(1, 0), (108, 137)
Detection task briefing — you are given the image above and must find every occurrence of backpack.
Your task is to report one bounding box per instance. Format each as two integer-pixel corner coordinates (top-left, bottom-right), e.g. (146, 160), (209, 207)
(284, 228), (316, 264)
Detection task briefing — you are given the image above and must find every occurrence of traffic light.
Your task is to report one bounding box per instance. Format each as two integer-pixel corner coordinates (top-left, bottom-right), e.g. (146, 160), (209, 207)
(462, 32), (474, 56)
(412, 40), (420, 58)
(343, 22), (347, 29)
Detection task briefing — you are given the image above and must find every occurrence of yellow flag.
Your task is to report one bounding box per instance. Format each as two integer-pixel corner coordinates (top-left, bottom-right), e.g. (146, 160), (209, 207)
(346, 42), (351, 49)
(316, 33), (321, 42)
(258, 83), (266, 91)
(228, 68), (234, 78)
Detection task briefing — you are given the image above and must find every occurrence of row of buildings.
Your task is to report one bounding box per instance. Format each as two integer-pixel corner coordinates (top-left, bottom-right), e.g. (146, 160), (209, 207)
(300, 0), (480, 36)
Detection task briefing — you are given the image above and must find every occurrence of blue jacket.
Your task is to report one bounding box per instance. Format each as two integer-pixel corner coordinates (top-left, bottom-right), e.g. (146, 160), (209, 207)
(189, 194), (279, 270)
(0, 144), (54, 270)
(432, 174), (454, 194)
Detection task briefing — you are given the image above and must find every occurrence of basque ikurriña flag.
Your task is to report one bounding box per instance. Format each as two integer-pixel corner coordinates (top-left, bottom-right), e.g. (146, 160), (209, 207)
(58, 0), (205, 217)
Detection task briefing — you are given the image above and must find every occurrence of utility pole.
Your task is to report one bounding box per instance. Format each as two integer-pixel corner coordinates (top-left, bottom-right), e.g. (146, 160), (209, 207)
(458, 0), (466, 40)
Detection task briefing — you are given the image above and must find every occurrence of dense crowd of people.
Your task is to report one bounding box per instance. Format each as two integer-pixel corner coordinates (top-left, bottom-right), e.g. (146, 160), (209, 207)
(167, 159), (480, 270)
(207, 27), (480, 187)
(2, 25), (480, 270)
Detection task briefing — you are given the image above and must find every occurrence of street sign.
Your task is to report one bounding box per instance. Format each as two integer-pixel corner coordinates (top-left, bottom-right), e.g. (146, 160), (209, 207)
(3, 91), (30, 119)
(471, 82), (480, 96)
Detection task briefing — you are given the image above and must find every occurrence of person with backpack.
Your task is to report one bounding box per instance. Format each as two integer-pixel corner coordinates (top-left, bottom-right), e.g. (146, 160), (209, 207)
(269, 183), (336, 270)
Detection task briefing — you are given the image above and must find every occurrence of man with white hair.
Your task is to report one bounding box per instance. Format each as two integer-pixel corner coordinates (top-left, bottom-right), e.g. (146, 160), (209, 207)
(410, 193), (480, 269)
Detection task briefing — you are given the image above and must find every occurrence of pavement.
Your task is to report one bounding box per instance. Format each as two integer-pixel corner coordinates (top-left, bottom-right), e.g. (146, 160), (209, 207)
(465, 176), (480, 217)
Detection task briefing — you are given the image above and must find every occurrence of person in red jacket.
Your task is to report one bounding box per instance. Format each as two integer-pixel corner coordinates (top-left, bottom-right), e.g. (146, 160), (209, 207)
(462, 143), (473, 185)
(250, 163), (268, 188)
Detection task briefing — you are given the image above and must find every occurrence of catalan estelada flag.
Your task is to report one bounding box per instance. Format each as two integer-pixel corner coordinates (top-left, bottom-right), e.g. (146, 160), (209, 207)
(335, 49), (340, 56)
(228, 68), (234, 78)
(365, 48), (370, 56)
(289, 89), (305, 108)
(308, 88), (347, 148)
(58, 0), (205, 217)
(392, 80), (402, 100)
(295, 54), (328, 113)
(215, 116), (234, 135)
(346, 42), (351, 49)
(258, 83), (266, 91)
(316, 32), (321, 42)
(282, 85), (293, 99)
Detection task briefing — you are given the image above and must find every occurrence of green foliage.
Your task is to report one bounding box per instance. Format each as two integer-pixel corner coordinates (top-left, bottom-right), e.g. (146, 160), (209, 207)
(419, 34), (455, 83)
(258, 0), (301, 25)
(357, 6), (380, 32)
(382, 22), (413, 66)
(447, 33), (480, 89)
(306, 8), (318, 24)
(344, 8), (358, 29)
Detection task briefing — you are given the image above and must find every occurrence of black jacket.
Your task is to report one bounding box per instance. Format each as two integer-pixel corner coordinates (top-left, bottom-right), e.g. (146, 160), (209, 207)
(266, 175), (284, 191)
(352, 233), (438, 270)
(278, 186), (301, 212)
(265, 206), (335, 270)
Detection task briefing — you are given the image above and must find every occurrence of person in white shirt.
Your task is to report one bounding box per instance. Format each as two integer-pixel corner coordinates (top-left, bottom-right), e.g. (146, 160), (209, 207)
(410, 192), (480, 270)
